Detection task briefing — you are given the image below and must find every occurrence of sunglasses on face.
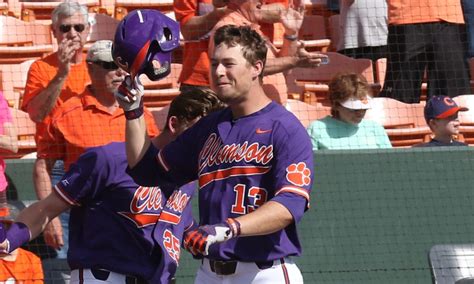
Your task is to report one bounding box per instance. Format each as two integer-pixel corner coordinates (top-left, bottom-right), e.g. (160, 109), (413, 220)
(90, 61), (119, 70)
(59, 24), (86, 33)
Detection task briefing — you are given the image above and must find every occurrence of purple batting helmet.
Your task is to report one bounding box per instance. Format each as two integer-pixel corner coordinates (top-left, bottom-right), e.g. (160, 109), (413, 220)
(112, 9), (180, 81)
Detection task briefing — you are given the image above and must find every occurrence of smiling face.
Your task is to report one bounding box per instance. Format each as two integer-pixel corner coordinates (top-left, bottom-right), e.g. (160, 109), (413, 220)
(210, 43), (257, 104)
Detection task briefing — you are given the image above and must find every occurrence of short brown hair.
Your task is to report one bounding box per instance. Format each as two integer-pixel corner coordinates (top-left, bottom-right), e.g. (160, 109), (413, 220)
(213, 25), (267, 79)
(164, 87), (226, 130)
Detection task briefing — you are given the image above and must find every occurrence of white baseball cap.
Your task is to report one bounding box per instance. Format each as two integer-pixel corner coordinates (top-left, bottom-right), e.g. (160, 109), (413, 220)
(340, 95), (372, 110)
(86, 40), (114, 62)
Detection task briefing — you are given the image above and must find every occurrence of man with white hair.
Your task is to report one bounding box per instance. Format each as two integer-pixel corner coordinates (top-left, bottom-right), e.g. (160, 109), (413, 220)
(21, 1), (92, 259)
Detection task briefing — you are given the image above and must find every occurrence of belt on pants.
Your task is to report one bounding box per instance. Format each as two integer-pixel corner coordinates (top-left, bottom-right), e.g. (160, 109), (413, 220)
(207, 259), (282, 276)
(78, 268), (150, 284)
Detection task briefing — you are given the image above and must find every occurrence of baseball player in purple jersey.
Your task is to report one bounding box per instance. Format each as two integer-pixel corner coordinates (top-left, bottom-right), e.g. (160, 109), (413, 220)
(115, 24), (314, 283)
(0, 89), (224, 283)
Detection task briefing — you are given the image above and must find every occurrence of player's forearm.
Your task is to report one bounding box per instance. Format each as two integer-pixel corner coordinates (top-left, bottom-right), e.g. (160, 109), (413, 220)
(16, 192), (69, 241)
(126, 115), (151, 168)
(27, 73), (67, 122)
(181, 7), (230, 40)
(235, 201), (294, 237)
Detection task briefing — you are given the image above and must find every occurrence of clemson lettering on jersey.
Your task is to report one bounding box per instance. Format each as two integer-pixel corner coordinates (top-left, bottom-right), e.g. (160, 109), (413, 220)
(159, 190), (191, 225)
(118, 186), (163, 228)
(199, 133), (274, 170)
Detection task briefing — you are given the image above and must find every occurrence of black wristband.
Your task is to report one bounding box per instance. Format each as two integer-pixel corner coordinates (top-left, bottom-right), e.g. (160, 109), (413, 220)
(124, 99), (144, 120)
(284, 34), (298, 41)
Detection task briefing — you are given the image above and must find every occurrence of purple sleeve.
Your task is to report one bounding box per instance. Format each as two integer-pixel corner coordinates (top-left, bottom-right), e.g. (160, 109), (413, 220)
(126, 143), (162, 187)
(54, 147), (110, 206)
(270, 120), (314, 223)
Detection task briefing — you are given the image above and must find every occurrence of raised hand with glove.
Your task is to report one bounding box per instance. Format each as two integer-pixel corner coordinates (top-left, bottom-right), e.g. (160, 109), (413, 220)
(114, 75), (145, 120)
(184, 218), (241, 256)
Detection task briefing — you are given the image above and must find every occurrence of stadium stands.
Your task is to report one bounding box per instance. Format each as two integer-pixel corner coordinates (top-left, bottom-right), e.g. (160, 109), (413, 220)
(20, 0), (101, 23)
(365, 97), (430, 147)
(285, 52), (377, 105)
(453, 95), (474, 145)
(0, 59), (34, 108)
(9, 107), (36, 158)
(0, 15), (52, 63)
(114, 0), (174, 20)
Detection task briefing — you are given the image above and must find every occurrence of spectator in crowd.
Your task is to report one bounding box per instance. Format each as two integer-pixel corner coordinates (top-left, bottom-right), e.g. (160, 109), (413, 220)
(21, 1), (91, 258)
(379, 0), (470, 103)
(461, 0), (474, 58)
(413, 95), (469, 147)
(175, 0), (318, 96)
(0, 89), (225, 284)
(0, 93), (17, 214)
(208, 0), (327, 104)
(307, 73), (392, 150)
(174, 0), (231, 92)
(0, 204), (43, 283)
(337, 0), (388, 62)
(42, 40), (158, 174)
(119, 24), (314, 284)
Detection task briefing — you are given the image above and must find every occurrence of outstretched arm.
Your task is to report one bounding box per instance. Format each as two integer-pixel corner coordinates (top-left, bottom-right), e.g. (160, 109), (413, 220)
(0, 192), (70, 253)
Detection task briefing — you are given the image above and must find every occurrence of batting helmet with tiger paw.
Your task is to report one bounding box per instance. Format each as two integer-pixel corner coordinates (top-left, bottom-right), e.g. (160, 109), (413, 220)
(112, 9), (180, 81)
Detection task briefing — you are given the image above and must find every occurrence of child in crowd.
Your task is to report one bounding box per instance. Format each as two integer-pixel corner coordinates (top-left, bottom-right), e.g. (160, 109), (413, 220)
(414, 95), (469, 147)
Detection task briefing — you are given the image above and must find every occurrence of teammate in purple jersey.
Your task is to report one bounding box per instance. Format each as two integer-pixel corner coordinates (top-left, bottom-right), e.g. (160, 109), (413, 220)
(0, 89), (225, 284)
(116, 24), (314, 283)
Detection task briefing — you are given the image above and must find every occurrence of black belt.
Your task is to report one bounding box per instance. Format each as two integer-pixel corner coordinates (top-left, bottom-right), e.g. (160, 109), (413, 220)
(79, 268), (152, 284)
(208, 259), (280, 276)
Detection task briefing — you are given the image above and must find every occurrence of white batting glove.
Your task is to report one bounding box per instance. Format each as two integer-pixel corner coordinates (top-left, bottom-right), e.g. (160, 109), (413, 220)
(183, 218), (241, 256)
(115, 76), (145, 114)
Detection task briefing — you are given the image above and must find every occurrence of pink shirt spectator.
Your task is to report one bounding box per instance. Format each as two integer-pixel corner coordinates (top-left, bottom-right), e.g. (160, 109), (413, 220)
(0, 93), (13, 191)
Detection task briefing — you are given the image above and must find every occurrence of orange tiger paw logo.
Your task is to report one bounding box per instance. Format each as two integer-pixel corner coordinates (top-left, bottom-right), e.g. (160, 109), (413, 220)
(286, 162), (311, 186)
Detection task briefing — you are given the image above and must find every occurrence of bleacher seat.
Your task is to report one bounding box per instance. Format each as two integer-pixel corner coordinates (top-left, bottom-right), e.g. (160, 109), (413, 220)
(285, 52), (378, 105)
(114, 0), (173, 20)
(429, 244), (474, 284)
(9, 107), (36, 158)
(285, 99), (330, 128)
(21, 0), (101, 23)
(452, 95), (474, 145)
(84, 12), (119, 51)
(0, 15), (53, 63)
(364, 97), (431, 147)
(0, 59), (35, 108)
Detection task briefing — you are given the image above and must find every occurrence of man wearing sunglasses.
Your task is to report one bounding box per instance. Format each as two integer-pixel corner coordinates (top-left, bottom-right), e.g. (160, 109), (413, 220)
(20, 2), (93, 260)
(41, 40), (158, 179)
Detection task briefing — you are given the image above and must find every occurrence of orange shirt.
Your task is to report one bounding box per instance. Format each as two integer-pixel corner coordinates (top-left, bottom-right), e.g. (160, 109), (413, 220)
(0, 248), (44, 283)
(22, 52), (91, 149)
(175, 0), (214, 86)
(260, 0), (288, 42)
(39, 87), (159, 170)
(388, 0), (464, 25)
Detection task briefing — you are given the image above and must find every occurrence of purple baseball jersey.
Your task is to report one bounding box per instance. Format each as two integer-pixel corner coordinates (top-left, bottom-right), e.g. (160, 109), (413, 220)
(129, 102), (314, 262)
(54, 142), (195, 283)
